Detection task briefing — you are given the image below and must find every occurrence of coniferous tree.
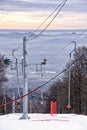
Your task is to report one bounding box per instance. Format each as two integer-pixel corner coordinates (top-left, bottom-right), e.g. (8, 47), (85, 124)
(0, 54), (12, 114)
(0, 54), (8, 94)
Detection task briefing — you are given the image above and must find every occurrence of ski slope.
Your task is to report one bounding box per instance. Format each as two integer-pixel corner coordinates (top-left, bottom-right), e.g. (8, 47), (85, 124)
(0, 113), (87, 130)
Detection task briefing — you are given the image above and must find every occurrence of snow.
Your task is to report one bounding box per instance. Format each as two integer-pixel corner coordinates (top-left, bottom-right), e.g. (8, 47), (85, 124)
(0, 113), (87, 130)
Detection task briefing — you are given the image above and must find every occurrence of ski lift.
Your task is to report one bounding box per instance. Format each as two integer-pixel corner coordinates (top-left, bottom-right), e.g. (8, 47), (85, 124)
(3, 58), (10, 65)
(41, 58), (47, 65)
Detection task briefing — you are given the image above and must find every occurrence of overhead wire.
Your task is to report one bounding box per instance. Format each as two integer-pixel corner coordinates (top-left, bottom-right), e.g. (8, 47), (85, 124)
(73, 29), (87, 41)
(29, 0), (54, 33)
(47, 29), (87, 62)
(28, 0), (67, 38)
(0, 50), (87, 107)
(28, 0), (68, 40)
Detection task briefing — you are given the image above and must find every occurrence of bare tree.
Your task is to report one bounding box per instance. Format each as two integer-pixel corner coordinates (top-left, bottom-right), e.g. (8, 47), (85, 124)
(70, 46), (87, 114)
(44, 46), (87, 115)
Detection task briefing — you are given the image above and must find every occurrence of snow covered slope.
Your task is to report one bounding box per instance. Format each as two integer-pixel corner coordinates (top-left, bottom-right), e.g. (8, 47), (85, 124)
(0, 113), (87, 130)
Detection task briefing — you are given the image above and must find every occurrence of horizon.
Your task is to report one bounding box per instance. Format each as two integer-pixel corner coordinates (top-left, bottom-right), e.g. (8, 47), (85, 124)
(0, 28), (86, 31)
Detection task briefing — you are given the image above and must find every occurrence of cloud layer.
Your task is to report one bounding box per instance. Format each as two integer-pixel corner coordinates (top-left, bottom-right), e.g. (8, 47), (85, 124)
(1, 0), (87, 12)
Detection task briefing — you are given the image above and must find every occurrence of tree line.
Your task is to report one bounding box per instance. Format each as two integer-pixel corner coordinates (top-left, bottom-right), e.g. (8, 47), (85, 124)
(44, 46), (87, 115)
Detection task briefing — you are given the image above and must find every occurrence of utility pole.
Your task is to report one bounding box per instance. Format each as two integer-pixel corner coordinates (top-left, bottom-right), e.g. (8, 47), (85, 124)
(12, 92), (15, 113)
(3, 86), (7, 114)
(67, 41), (76, 109)
(21, 36), (29, 119)
(67, 52), (72, 109)
(12, 49), (20, 96)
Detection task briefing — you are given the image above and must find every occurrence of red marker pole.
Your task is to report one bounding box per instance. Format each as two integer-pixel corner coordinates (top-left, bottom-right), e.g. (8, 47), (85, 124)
(50, 101), (57, 115)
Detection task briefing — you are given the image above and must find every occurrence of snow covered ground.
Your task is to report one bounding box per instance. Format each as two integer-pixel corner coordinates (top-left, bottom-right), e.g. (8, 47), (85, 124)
(0, 113), (87, 130)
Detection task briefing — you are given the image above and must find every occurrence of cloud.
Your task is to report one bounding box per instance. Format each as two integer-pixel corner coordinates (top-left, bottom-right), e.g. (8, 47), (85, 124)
(1, 0), (86, 13)
(4, 0), (87, 15)
(66, 0), (87, 13)
(3, 1), (34, 11)
(2, 0), (56, 12)
(0, 0), (68, 12)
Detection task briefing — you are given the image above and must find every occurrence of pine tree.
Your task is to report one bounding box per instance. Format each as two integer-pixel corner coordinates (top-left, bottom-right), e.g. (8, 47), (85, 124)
(0, 54), (12, 114)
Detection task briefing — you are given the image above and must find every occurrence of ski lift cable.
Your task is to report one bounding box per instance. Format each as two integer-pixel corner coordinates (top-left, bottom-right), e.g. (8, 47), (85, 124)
(46, 29), (87, 62)
(28, 0), (67, 40)
(28, 0), (67, 39)
(29, 0), (55, 33)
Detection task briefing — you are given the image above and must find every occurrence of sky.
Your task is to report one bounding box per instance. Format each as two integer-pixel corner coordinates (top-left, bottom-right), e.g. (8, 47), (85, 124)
(0, 0), (87, 30)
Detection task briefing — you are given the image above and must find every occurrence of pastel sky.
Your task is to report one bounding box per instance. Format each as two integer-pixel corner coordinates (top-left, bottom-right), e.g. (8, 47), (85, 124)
(0, 0), (87, 30)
